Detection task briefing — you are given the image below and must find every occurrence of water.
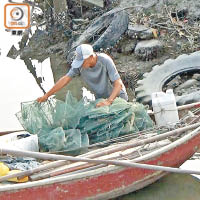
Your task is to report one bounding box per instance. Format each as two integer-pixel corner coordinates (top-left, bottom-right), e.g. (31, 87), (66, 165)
(117, 173), (200, 200)
(0, 3), (54, 131)
(0, 54), (54, 131)
(114, 159), (200, 199)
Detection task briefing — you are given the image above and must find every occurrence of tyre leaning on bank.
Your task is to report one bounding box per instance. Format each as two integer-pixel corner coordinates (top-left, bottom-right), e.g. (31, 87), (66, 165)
(135, 51), (200, 106)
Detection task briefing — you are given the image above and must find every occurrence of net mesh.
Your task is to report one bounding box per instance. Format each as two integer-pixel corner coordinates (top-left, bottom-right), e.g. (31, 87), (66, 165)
(16, 91), (153, 152)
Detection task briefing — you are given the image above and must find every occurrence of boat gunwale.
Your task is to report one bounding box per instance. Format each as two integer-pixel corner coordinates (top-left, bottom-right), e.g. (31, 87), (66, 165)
(0, 124), (200, 192)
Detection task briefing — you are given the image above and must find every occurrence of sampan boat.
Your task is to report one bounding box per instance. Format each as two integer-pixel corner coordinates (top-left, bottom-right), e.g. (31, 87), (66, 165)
(0, 102), (200, 200)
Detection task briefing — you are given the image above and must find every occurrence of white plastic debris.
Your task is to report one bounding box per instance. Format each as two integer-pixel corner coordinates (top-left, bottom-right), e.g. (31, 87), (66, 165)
(0, 131), (39, 152)
(82, 87), (95, 102)
(152, 89), (179, 127)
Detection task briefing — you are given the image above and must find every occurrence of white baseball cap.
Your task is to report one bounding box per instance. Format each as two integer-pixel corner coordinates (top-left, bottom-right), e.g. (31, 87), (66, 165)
(71, 44), (94, 69)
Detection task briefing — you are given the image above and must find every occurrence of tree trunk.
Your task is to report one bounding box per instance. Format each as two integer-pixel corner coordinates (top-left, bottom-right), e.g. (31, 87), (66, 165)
(50, 55), (84, 101)
(49, 0), (84, 100)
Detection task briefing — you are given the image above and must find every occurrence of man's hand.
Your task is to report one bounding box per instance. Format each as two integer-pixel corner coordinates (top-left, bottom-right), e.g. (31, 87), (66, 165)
(96, 99), (112, 107)
(37, 94), (48, 103)
(97, 79), (122, 107)
(37, 75), (72, 103)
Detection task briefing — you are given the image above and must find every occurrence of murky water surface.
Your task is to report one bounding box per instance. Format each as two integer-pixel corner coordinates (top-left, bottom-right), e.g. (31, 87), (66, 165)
(117, 173), (200, 200)
(0, 32), (54, 131)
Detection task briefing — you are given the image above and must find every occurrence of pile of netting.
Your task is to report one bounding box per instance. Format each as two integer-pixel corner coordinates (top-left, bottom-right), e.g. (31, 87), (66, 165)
(16, 91), (153, 152)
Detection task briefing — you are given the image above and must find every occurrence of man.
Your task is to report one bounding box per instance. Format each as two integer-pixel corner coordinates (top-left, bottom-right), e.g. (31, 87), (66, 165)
(37, 44), (128, 107)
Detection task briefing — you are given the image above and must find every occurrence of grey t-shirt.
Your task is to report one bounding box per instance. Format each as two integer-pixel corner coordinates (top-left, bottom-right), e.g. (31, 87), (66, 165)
(66, 53), (128, 101)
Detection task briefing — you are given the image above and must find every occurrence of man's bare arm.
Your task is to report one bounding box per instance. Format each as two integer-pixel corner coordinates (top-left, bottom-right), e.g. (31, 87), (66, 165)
(107, 79), (123, 103)
(37, 75), (72, 102)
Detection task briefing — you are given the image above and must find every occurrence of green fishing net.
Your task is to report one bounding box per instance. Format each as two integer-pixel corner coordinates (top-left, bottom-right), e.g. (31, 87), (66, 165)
(16, 91), (153, 152)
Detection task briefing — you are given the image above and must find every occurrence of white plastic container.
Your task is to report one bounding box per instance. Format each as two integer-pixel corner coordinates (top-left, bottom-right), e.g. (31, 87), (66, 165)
(152, 89), (179, 127)
(0, 131), (39, 152)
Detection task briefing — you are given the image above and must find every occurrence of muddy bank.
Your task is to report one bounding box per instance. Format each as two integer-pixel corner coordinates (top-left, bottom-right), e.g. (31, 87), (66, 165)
(8, 0), (200, 101)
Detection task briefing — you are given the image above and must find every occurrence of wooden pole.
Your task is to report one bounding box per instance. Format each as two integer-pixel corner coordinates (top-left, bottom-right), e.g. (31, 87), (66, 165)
(67, 122), (200, 160)
(0, 130), (24, 136)
(30, 146), (143, 181)
(0, 122), (200, 182)
(1, 126), (200, 178)
(178, 101), (200, 111)
(1, 147), (200, 178)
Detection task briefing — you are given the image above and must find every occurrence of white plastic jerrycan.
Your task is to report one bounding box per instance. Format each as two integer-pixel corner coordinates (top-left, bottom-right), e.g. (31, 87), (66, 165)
(151, 89), (179, 127)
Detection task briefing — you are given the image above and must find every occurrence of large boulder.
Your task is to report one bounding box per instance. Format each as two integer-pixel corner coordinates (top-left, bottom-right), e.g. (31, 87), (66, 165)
(127, 25), (154, 40)
(135, 39), (163, 61)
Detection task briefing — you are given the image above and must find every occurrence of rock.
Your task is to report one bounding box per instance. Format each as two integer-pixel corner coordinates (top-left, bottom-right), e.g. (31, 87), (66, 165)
(127, 24), (154, 40)
(175, 79), (199, 91)
(176, 90), (200, 105)
(192, 73), (200, 81)
(134, 39), (163, 61)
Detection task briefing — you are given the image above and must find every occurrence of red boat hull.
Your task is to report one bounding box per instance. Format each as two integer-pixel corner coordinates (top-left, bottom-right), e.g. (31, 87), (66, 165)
(0, 133), (200, 200)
